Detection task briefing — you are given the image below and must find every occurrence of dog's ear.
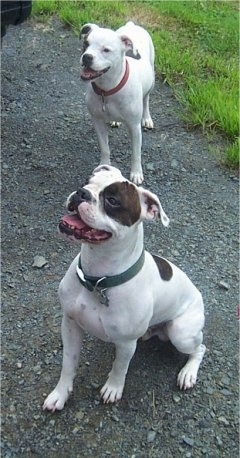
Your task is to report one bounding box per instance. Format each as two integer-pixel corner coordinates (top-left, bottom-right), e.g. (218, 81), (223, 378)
(80, 23), (97, 39)
(119, 35), (140, 59)
(139, 189), (170, 227)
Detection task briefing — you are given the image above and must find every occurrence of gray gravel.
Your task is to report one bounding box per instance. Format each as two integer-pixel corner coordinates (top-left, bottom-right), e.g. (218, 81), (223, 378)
(1, 18), (239, 458)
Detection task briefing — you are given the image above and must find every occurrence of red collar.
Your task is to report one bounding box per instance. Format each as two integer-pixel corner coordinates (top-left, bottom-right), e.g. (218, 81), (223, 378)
(91, 60), (129, 97)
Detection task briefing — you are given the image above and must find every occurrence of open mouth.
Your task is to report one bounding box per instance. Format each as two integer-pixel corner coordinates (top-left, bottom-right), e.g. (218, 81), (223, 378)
(80, 66), (110, 81)
(59, 214), (112, 243)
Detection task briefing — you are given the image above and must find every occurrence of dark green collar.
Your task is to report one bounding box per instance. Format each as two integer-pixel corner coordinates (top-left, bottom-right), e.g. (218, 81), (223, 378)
(76, 249), (145, 306)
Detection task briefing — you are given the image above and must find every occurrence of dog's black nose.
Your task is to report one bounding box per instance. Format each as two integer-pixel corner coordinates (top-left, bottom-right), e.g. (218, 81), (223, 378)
(68, 188), (92, 211)
(77, 188), (92, 202)
(82, 53), (93, 68)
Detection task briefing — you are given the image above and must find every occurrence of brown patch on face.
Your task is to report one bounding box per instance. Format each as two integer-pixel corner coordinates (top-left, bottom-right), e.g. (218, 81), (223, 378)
(101, 181), (141, 226)
(152, 254), (173, 281)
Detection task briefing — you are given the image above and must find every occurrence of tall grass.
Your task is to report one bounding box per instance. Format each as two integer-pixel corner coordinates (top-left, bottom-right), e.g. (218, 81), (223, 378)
(32, 0), (239, 167)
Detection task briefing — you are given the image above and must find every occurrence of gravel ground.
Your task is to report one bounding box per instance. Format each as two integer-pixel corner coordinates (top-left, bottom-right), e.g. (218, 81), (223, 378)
(1, 18), (239, 458)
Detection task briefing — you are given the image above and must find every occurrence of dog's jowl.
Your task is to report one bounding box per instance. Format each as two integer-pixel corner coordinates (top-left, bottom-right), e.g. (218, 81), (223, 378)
(80, 21), (155, 185)
(43, 165), (206, 412)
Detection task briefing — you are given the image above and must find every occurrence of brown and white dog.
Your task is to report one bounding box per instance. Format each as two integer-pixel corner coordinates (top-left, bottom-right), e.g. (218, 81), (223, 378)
(43, 165), (206, 411)
(80, 21), (155, 185)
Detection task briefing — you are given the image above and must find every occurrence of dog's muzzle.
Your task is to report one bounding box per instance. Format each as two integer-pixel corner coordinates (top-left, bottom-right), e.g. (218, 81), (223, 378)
(82, 53), (93, 68)
(68, 188), (92, 212)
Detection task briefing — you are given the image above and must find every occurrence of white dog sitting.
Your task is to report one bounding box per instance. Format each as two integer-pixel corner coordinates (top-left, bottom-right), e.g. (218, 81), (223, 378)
(80, 21), (155, 185)
(43, 165), (206, 412)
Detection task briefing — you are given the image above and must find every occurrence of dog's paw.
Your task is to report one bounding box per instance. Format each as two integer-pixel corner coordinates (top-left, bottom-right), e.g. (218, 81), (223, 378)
(100, 378), (124, 404)
(130, 170), (144, 185)
(43, 387), (72, 412)
(142, 118), (154, 129)
(177, 364), (197, 390)
(110, 121), (121, 128)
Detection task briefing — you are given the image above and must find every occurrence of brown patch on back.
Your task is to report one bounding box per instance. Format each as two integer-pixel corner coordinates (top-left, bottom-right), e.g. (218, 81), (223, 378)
(101, 181), (141, 226)
(152, 254), (173, 281)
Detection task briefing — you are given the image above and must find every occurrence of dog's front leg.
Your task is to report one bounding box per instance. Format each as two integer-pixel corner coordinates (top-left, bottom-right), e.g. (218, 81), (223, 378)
(92, 117), (111, 165)
(100, 339), (137, 403)
(127, 123), (143, 185)
(43, 314), (83, 412)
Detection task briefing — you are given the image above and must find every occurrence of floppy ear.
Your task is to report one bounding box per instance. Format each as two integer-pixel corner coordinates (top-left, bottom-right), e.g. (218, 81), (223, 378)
(119, 34), (134, 52)
(80, 23), (98, 39)
(139, 188), (170, 227)
(119, 34), (140, 58)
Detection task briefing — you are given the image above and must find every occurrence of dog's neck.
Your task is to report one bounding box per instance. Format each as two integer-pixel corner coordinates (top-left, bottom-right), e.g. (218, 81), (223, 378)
(92, 60), (129, 97)
(80, 223), (144, 277)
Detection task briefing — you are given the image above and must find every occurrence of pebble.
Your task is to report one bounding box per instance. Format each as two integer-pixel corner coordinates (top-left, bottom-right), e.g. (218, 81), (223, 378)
(75, 410), (84, 420)
(218, 280), (229, 290)
(171, 159), (179, 168)
(173, 393), (181, 403)
(206, 386), (214, 395)
(147, 430), (157, 443)
(32, 255), (48, 269)
(216, 436), (223, 446)
(220, 375), (230, 386)
(220, 389), (232, 396)
(182, 436), (194, 447)
(218, 416), (229, 425)
(146, 162), (155, 171)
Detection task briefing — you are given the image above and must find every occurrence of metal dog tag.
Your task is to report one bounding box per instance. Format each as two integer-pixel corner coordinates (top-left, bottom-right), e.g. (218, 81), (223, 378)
(98, 288), (109, 307)
(94, 277), (109, 306)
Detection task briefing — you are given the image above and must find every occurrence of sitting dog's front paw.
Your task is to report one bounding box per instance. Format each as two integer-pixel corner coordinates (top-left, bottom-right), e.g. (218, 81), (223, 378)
(130, 170), (144, 185)
(100, 377), (124, 403)
(177, 364), (197, 390)
(43, 386), (72, 412)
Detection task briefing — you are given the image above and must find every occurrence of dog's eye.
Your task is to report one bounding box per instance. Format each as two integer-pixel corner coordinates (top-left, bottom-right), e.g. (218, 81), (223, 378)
(103, 48), (110, 53)
(106, 196), (119, 206)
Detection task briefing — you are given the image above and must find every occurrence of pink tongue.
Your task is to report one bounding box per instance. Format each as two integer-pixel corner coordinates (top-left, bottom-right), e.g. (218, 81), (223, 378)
(61, 214), (88, 230)
(81, 68), (98, 79)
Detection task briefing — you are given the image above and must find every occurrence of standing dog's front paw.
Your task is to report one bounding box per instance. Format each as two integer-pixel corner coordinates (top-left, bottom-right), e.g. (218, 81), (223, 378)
(110, 121), (121, 128)
(142, 117), (154, 129)
(43, 386), (72, 412)
(130, 170), (144, 185)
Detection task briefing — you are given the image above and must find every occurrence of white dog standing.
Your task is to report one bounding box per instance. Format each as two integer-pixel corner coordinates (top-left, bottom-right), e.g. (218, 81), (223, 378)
(43, 165), (206, 412)
(80, 21), (155, 185)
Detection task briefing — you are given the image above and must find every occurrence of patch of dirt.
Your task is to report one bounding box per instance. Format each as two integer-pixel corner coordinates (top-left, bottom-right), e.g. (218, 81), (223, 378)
(1, 18), (239, 458)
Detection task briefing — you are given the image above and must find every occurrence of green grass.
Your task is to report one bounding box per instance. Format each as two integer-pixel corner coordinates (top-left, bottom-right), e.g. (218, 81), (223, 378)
(32, 0), (239, 168)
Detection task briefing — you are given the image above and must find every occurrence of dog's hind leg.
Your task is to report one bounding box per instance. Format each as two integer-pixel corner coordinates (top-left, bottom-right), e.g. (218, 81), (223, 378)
(142, 92), (153, 129)
(176, 340), (206, 390)
(166, 304), (206, 390)
(92, 117), (111, 165)
(127, 122), (144, 184)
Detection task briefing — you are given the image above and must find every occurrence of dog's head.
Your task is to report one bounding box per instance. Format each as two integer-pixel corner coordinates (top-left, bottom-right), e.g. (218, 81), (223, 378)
(59, 165), (169, 243)
(80, 23), (134, 81)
